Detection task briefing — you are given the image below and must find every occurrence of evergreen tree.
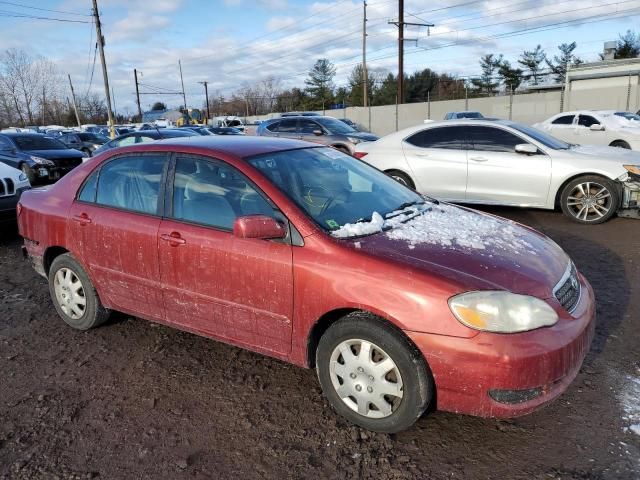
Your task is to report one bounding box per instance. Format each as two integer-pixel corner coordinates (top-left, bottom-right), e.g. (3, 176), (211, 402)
(304, 58), (336, 110)
(498, 60), (524, 91)
(615, 30), (640, 59)
(518, 45), (546, 85)
(347, 64), (375, 106)
(546, 42), (582, 82)
(372, 73), (397, 106)
(471, 54), (502, 94)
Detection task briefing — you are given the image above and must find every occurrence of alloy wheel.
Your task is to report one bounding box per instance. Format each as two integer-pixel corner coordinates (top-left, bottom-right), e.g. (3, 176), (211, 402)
(565, 181), (613, 222)
(53, 267), (86, 320)
(329, 339), (403, 418)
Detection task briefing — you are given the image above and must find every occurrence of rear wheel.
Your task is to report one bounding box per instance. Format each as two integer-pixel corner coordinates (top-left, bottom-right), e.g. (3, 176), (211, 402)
(385, 170), (415, 189)
(316, 313), (433, 433)
(48, 254), (110, 330)
(560, 175), (619, 224)
(610, 140), (631, 149)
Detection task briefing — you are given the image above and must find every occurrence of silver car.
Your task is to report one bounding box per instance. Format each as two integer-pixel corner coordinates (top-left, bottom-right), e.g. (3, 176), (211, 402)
(256, 115), (378, 155)
(354, 119), (640, 224)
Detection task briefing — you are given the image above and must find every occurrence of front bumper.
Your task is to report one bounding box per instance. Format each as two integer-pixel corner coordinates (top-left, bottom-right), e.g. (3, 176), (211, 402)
(0, 187), (29, 224)
(406, 274), (596, 418)
(618, 176), (640, 219)
(32, 163), (81, 183)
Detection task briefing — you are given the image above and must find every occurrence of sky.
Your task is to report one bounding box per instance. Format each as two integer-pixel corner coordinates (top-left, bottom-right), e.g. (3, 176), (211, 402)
(0, 0), (638, 116)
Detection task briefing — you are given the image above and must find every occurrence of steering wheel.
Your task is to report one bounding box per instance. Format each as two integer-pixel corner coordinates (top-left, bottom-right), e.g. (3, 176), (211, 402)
(302, 185), (336, 214)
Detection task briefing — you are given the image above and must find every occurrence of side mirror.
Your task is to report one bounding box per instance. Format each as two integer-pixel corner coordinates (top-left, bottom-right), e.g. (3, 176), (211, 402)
(589, 123), (605, 131)
(233, 215), (286, 240)
(312, 129), (323, 136)
(515, 143), (538, 155)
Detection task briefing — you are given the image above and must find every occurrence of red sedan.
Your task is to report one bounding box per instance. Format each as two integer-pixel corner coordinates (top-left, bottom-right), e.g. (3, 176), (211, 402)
(17, 136), (595, 433)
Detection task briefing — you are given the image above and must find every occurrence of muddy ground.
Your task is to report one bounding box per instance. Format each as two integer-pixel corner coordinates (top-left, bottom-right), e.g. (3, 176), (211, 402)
(1, 207), (639, 480)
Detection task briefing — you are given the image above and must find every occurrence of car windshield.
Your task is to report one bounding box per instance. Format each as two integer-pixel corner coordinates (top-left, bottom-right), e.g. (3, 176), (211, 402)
(315, 117), (357, 134)
(614, 111), (640, 121)
(78, 132), (109, 142)
(247, 147), (427, 237)
(160, 130), (198, 138)
(459, 112), (482, 118)
(13, 135), (67, 150)
(509, 123), (571, 150)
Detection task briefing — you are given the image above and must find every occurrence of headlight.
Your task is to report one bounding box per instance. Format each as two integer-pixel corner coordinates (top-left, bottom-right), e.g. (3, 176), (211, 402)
(448, 291), (558, 333)
(29, 155), (54, 166)
(346, 136), (362, 144)
(623, 164), (640, 175)
(18, 173), (28, 182)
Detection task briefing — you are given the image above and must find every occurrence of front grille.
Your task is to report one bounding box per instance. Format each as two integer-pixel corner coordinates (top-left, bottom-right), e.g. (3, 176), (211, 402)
(54, 158), (82, 169)
(554, 264), (580, 313)
(0, 178), (16, 197)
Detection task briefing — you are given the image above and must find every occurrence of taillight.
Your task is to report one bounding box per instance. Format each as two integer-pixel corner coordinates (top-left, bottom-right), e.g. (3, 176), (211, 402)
(353, 152), (368, 159)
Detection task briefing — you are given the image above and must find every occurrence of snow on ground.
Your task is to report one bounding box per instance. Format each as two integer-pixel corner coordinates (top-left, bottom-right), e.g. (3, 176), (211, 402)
(332, 203), (537, 254)
(619, 374), (640, 436)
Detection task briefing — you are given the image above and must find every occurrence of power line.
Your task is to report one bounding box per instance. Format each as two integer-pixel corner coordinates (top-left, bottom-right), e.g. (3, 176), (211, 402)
(0, 10), (90, 22)
(0, 0), (90, 16)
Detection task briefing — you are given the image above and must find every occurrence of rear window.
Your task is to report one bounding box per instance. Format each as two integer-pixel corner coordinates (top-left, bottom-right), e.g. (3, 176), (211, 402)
(13, 135), (67, 150)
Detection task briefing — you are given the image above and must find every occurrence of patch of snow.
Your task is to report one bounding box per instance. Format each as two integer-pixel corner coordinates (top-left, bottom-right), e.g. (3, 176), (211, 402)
(332, 211), (385, 238)
(619, 374), (640, 437)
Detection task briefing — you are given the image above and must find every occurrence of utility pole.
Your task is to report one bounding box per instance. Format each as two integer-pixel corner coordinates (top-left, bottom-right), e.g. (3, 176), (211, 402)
(198, 81), (210, 120)
(67, 74), (82, 127)
(179, 60), (187, 109)
(134, 68), (142, 121)
(41, 85), (45, 126)
(362, 1), (368, 108)
(92, 0), (116, 138)
(389, 1), (433, 104)
(112, 86), (117, 121)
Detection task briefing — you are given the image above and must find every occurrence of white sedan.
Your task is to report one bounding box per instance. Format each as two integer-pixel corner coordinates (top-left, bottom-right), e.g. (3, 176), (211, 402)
(353, 119), (640, 224)
(533, 110), (640, 150)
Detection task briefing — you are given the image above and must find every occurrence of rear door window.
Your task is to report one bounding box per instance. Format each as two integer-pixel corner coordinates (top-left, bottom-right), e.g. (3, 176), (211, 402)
(405, 127), (466, 149)
(275, 119), (297, 133)
(95, 155), (166, 215)
(578, 115), (600, 127)
(298, 119), (320, 134)
(551, 115), (575, 125)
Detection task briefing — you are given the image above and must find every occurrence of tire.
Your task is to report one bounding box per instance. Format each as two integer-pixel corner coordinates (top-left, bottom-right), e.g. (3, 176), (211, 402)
(385, 169), (415, 189)
(316, 312), (433, 433)
(48, 253), (110, 330)
(560, 175), (619, 224)
(20, 163), (36, 184)
(609, 140), (631, 149)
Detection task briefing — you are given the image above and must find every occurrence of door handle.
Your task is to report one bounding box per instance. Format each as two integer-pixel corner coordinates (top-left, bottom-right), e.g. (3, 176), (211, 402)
(470, 156), (489, 162)
(160, 232), (186, 246)
(414, 152), (429, 157)
(72, 214), (92, 225)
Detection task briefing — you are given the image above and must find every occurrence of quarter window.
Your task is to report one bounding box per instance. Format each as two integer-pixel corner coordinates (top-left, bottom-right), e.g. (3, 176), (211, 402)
(468, 126), (526, 153)
(551, 115), (575, 125)
(171, 156), (274, 230)
(405, 127), (465, 149)
(78, 170), (99, 203)
(95, 155), (165, 214)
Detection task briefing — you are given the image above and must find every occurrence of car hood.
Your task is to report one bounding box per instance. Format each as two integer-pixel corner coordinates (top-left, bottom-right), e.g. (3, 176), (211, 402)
(567, 144), (640, 162)
(0, 161), (21, 177)
(343, 204), (570, 299)
(348, 132), (379, 141)
(26, 149), (85, 159)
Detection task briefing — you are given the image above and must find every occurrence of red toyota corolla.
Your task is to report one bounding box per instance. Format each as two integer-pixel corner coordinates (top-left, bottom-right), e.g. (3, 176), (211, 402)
(17, 136), (595, 433)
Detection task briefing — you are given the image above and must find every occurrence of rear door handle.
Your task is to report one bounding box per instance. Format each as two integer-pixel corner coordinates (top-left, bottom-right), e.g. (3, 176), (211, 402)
(160, 232), (186, 246)
(72, 214), (92, 225)
(470, 156), (489, 162)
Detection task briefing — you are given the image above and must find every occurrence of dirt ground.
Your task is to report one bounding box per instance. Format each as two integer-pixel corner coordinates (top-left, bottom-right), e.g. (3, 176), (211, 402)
(1, 207), (639, 480)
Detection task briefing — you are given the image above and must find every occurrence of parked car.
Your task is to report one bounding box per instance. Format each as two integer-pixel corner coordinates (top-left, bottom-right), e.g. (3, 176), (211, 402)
(92, 128), (198, 155)
(206, 127), (245, 135)
(0, 133), (85, 184)
(354, 119), (640, 224)
(58, 132), (110, 156)
(444, 111), (484, 120)
(0, 162), (30, 226)
(534, 110), (640, 149)
(339, 118), (365, 131)
(18, 136), (596, 433)
(281, 112), (321, 117)
(178, 126), (213, 136)
(256, 115), (379, 155)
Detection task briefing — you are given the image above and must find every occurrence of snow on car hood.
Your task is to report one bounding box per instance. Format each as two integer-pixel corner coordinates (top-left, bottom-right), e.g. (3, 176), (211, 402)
(335, 203), (570, 298)
(569, 144), (640, 162)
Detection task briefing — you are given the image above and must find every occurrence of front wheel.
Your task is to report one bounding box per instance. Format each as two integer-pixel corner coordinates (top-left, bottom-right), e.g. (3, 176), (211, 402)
(609, 140), (631, 149)
(560, 175), (619, 224)
(385, 170), (415, 189)
(316, 313), (433, 433)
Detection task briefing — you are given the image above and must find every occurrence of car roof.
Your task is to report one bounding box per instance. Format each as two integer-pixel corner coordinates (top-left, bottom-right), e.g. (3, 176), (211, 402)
(106, 135), (316, 159)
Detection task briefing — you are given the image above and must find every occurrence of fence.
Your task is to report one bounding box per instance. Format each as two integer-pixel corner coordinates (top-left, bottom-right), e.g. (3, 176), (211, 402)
(247, 83), (640, 136)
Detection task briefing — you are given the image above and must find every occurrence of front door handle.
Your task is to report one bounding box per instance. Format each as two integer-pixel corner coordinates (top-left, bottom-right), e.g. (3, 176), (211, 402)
(72, 213), (92, 225)
(470, 156), (489, 162)
(160, 232), (186, 246)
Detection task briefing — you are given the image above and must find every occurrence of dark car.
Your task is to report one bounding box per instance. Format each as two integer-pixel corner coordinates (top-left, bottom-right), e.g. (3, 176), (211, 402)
(0, 133), (85, 184)
(93, 129), (199, 155)
(59, 132), (110, 156)
(18, 136), (595, 433)
(280, 112), (321, 117)
(256, 115), (378, 155)
(206, 127), (244, 135)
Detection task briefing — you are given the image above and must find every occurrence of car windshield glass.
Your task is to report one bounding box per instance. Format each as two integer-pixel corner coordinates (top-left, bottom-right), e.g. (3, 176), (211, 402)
(315, 117), (357, 134)
(160, 130), (198, 138)
(509, 123), (571, 150)
(460, 112), (482, 118)
(78, 132), (109, 142)
(247, 147), (427, 237)
(614, 111), (640, 121)
(13, 135), (67, 150)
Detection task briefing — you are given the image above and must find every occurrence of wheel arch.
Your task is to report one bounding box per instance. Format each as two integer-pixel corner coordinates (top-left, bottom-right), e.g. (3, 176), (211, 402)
(384, 169), (415, 189)
(608, 139), (631, 148)
(43, 246), (69, 276)
(553, 172), (621, 208)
